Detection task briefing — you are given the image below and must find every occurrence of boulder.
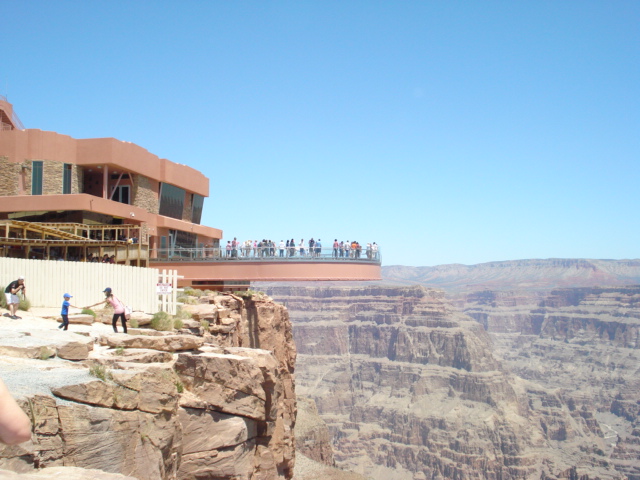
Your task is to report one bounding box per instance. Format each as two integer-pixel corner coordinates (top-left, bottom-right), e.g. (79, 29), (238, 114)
(180, 319), (202, 329)
(56, 339), (93, 361)
(94, 348), (174, 365)
(56, 314), (94, 325)
(129, 311), (152, 326)
(52, 365), (180, 414)
(99, 334), (204, 352)
(180, 303), (218, 322)
(175, 348), (279, 421)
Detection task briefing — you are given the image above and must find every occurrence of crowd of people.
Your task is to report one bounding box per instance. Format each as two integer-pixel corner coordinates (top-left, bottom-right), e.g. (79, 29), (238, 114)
(219, 238), (379, 260)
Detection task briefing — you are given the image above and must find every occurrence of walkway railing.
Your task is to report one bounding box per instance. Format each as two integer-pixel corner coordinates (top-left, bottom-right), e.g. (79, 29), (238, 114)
(151, 246), (381, 263)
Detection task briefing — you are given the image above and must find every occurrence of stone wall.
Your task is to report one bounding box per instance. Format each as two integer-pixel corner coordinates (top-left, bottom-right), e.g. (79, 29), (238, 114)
(0, 156), (23, 196)
(0, 159), (83, 196)
(132, 175), (159, 214)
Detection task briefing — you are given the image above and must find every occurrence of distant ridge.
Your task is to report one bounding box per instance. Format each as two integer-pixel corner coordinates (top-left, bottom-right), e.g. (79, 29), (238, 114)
(381, 258), (640, 292)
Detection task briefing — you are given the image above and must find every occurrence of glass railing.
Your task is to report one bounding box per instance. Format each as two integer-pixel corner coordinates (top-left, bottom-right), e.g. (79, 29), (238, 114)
(150, 246), (381, 263)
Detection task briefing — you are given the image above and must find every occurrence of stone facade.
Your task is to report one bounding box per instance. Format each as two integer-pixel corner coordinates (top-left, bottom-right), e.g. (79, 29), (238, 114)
(132, 174), (159, 214)
(0, 159), (83, 196)
(0, 156), (23, 196)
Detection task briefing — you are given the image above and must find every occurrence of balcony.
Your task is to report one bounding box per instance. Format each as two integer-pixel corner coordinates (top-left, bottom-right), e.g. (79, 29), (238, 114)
(150, 246), (382, 285)
(151, 246), (380, 263)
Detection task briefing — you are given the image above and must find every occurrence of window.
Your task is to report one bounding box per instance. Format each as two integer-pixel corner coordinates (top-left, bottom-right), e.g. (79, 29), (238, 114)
(63, 164), (72, 194)
(191, 194), (204, 224)
(111, 185), (130, 204)
(159, 182), (185, 220)
(32, 161), (43, 195)
(168, 229), (197, 258)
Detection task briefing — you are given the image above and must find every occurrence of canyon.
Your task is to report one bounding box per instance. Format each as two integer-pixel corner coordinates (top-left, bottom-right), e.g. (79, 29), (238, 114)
(1, 258), (639, 479)
(261, 259), (640, 479)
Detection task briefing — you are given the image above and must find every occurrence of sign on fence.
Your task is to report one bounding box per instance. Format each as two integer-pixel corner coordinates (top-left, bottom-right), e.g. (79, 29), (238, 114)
(157, 283), (173, 295)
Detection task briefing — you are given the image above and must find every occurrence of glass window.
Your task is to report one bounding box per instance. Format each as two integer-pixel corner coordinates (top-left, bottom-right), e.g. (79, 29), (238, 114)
(191, 194), (204, 224)
(32, 161), (43, 195)
(159, 182), (185, 220)
(112, 185), (130, 204)
(63, 164), (72, 194)
(168, 229), (196, 258)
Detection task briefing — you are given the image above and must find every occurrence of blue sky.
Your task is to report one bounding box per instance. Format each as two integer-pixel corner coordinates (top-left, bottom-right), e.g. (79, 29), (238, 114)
(3, 1), (638, 266)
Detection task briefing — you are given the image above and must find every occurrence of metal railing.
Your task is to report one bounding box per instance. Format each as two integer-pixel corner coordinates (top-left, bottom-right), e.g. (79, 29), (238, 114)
(0, 95), (24, 130)
(151, 246), (381, 263)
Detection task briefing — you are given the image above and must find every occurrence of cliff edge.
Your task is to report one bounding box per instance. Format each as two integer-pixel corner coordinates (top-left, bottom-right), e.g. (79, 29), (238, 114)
(0, 292), (296, 480)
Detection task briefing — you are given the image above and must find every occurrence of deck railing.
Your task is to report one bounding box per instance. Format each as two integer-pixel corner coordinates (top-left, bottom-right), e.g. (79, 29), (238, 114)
(151, 246), (381, 263)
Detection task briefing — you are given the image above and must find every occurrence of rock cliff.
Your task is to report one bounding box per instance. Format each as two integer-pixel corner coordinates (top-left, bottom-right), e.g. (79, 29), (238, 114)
(264, 285), (628, 480)
(459, 285), (640, 480)
(0, 293), (296, 480)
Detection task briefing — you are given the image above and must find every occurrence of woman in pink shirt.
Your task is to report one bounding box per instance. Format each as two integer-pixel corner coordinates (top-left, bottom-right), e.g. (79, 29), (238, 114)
(87, 287), (127, 333)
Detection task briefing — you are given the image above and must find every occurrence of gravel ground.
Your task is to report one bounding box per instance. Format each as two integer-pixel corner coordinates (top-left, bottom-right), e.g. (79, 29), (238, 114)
(0, 357), (93, 403)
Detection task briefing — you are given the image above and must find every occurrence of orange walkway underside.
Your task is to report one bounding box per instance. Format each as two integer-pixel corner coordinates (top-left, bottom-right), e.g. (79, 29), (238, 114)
(152, 261), (381, 283)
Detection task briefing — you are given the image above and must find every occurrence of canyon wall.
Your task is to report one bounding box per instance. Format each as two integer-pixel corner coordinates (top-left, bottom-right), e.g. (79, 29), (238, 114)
(0, 293), (296, 480)
(381, 259), (640, 292)
(458, 285), (640, 480)
(263, 285), (627, 480)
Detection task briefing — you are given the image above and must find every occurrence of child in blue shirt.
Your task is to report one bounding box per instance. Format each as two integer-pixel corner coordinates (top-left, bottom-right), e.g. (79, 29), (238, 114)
(59, 294), (79, 331)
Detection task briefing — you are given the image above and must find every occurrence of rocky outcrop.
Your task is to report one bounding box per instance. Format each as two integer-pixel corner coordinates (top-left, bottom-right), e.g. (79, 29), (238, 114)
(295, 397), (335, 466)
(0, 293), (296, 480)
(264, 285), (627, 480)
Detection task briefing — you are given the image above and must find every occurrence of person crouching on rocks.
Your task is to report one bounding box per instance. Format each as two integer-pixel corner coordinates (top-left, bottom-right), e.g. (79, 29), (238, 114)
(86, 287), (128, 334)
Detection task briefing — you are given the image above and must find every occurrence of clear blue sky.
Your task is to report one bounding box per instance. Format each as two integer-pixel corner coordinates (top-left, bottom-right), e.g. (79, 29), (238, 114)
(3, 1), (638, 266)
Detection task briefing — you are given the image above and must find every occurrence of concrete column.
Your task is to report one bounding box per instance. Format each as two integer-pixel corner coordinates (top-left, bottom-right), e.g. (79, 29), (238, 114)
(102, 165), (109, 198)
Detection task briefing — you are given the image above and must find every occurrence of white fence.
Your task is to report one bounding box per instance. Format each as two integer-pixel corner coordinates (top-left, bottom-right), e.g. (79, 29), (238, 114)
(1, 258), (177, 314)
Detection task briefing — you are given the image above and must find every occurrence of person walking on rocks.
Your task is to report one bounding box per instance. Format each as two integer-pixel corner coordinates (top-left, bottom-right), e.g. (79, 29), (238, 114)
(87, 287), (128, 333)
(58, 293), (79, 331)
(4, 276), (26, 320)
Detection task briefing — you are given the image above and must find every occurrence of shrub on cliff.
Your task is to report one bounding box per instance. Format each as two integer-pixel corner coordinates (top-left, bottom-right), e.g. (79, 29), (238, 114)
(150, 311), (174, 331)
(234, 289), (266, 300)
(177, 295), (199, 305)
(175, 306), (193, 319)
(183, 288), (204, 297)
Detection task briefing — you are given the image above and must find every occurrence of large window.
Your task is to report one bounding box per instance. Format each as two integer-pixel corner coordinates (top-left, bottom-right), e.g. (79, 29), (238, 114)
(112, 185), (130, 204)
(32, 161), (43, 195)
(168, 229), (197, 257)
(159, 182), (185, 220)
(191, 194), (204, 224)
(63, 164), (72, 194)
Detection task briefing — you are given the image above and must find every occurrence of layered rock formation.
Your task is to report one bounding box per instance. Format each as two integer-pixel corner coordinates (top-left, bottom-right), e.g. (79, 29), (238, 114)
(294, 396), (367, 480)
(458, 285), (640, 480)
(0, 293), (296, 480)
(381, 259), (640, 292)
(264, 285), (628, 480)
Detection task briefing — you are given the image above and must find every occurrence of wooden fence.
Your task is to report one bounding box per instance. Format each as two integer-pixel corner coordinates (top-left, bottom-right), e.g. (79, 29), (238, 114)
(1, 258), (177, 314)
